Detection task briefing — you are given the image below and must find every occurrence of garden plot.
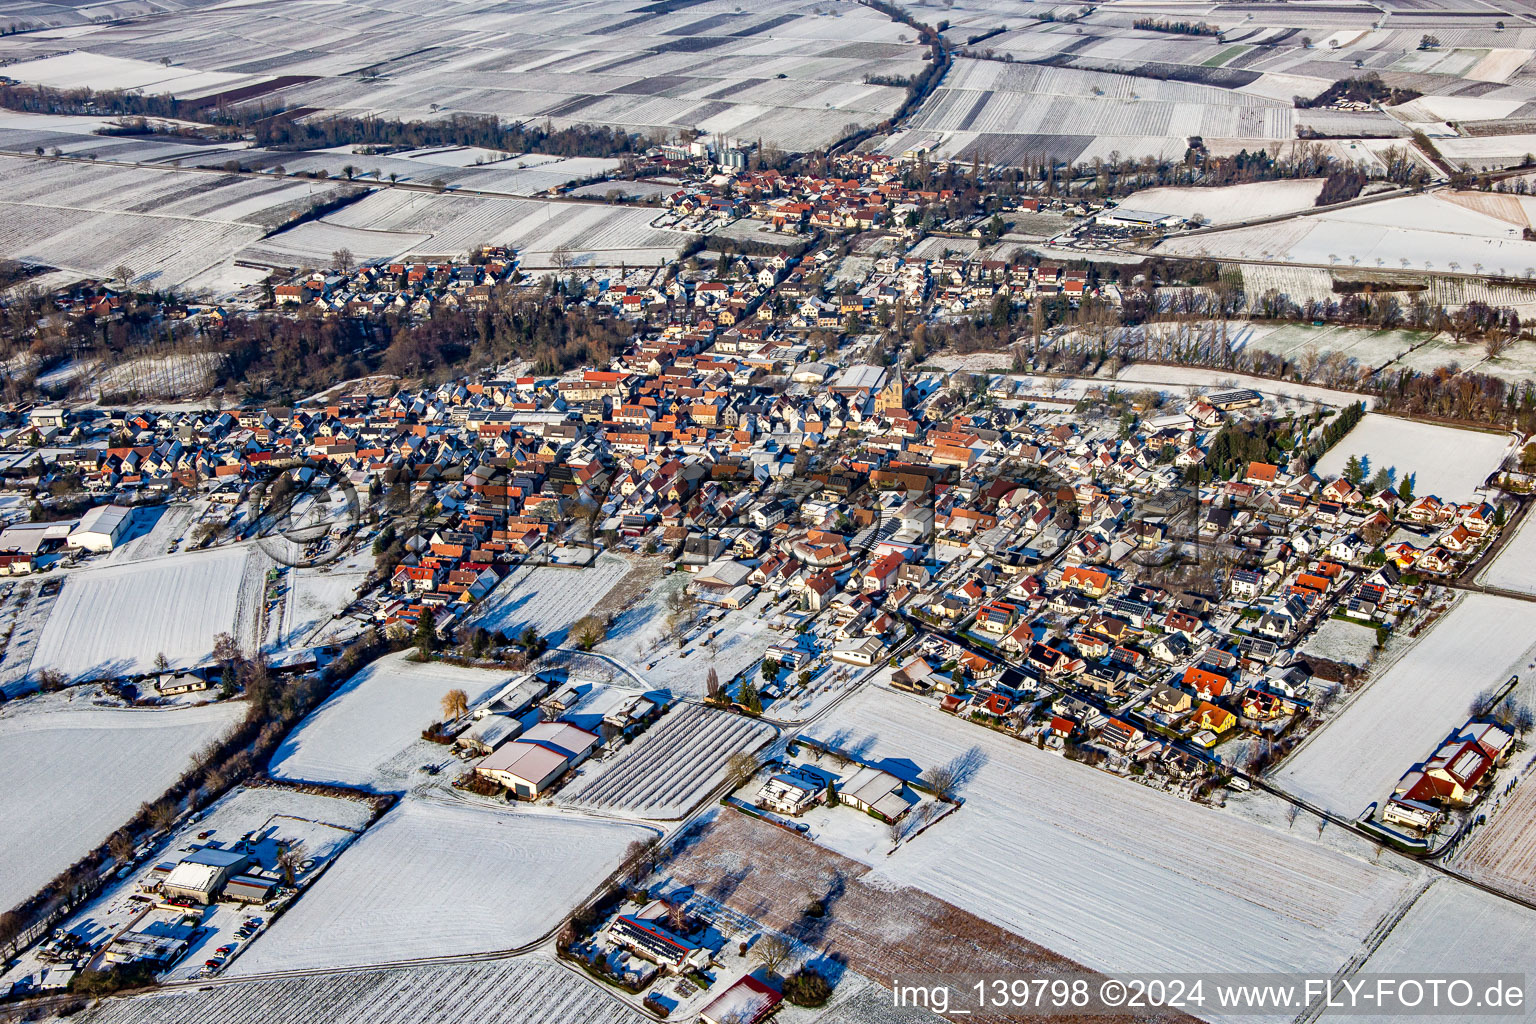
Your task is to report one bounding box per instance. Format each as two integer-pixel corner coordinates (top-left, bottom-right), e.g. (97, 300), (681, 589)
(802, 686), (1420, 980)
(1113, 179), (1324, 226)
(30, 545), (264, 682)
(469, 552), (631, 645)
(1300, 617), (1380, 669)
(269, 652), (513, 790)
(606, 587), (790, 699)
(66, 954), (649, 1024)
(0, 695), (241, 913)
(1313, 413), (1509, 499)
(230, 798), (648, 973)
(558, 703), (774, 819)
(1274, 594), (1536, 818)
(1322, 878), (1536, 1022)
(1480, 508), (1536, 596)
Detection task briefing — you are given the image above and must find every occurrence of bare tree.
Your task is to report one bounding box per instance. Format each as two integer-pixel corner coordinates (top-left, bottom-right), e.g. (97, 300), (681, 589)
(112, 264), (134, 290)
(725, 751), (759, 789)
(572, 615), (607, 651)
(1285, 802), (1302, 829)
(277, 841), (308, 885)
(153, 651), (171, 675)
(921, 764), (958, 800)
(149, 798), (179, 832)
(751, 935), (792, 977)
(332, 247), (355, 274)
(441, 688), (469, 722)
(108, 829), (135, 864)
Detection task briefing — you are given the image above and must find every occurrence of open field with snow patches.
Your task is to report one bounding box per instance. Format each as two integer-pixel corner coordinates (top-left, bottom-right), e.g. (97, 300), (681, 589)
(0, 153), (358, 291)
(0, 695), (242, 913)
(1299, 617), (1380, 669)
(230, 798), (649, 973)
(1159, 192), (1536, 278)
(1479, 507), (1536, 596)
(269, 652), (513, 790)
(468, 552), (632, 645)
(801, 686), (1419, 980)
(71, 954), (650, 1024)
(1114, 179), (1324, 226)
(29, 545), (264, 683)
(1321, 878), (1536, 1023)
(245, 189), (696, 269)
(558, 703), (774, 819)
(1313, 413), (1510, 500)
(0, 0), (923, 152)
(1274, 594), (1536, 818)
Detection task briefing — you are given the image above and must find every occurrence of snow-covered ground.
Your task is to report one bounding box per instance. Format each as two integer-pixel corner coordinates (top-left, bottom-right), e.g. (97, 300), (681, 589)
(1479, 506), (1536, 595)
(1274, 594), (1536, 817)
(1159, 191), (1536, 278)
(1108, 363), (1374, 410)
(1313, 413), (1510, 499)
(558, 703), (774, 819)
(0, 693), (241, 912)
(1115, 179), (1325, 226)
(801, 686), (1420, 984)
(1300, 617), (1380, 668)
(29, 545), (265, 682)
(1323, 878), (1536, 1022)
(269, 652), (513, 790)
(469, 552), (630, 645)
(230, 798), (649, 973)
(68, 954), (651, 1024)
(272, 560), (368, 651)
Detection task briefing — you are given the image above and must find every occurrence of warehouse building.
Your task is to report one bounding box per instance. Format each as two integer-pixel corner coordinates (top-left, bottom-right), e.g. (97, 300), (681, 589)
(161, 848), (249, 904)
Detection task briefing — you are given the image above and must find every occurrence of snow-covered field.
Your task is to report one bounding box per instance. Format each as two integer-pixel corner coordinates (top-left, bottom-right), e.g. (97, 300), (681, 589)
(72, 954), (649, 1024)
(1300, 618), (1380, 669)
(1159, 192), (1536, 278)
(247, 190), (695, 269)
(272, 562), (368, 650)
(1479, 507), (1536, 595)
(803, 686), (1419, 980)
(89, 352), (225, 400)
(1115, 179), (1324, 226)
(30, 545), (264, 682)
(230, 798), (648, 973)
(0, 694), (241, 912)
(469, 553), (630, 645)
(1313, 413), (1509, 499)
(269, 652), (513, 790)
(1322, 878), (1536, 1022)
(559, 703), (774, 819)
(1274, 594), (1536, 817)
(1108, 363), (1373, 410)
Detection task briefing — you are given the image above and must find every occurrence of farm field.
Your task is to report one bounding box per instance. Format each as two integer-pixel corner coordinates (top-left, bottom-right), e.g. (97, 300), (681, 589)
(1273, 594), (1536, 818)
(1158, 192), (1536, 279)
(0, 153), (358, 292)
(1479, 506), (1536, 596)
(230, 798), (648, 973)
(1322, 878), (1536, 1022)
(889, 58), (1292, 167)
(558, 703), (775, 819)
(1115, 179), (1324, 226)
(272, 561), (369, 651)
(29, 545), (265, 683)
(1313, 413), (1509, 499)
(660, 809), (1140, 1024)
(0, 0), (924, 152)
(469, 552), (632, 645)
(1448, 750), (1536, 906)
(268, 652), (513, 790)
(1107, 363), (1372, 410)
(244, 189), (694, 269)
(69, 954), (650, 1024)
(801, 686), (1420, 979)
(0, 695), (241, 913)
